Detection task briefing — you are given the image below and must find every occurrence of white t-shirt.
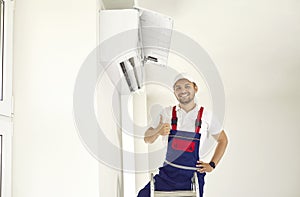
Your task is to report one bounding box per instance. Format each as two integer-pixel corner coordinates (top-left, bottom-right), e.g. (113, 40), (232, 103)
(151, 104), (223, 158)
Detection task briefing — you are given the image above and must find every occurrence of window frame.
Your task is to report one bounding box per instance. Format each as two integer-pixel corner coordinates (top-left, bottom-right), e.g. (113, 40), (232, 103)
(0, 0), (3, 102)
(0, 0), (14, 196)
(0, 0), (14, 118)
(0, 117), (12, 197)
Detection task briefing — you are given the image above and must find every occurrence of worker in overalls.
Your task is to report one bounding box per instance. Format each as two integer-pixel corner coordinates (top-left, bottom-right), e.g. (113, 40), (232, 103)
(137, 74), (228, 197)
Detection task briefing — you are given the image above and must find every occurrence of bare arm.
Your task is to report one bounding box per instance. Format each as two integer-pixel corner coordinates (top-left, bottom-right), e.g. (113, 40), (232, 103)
(210, 130), (228, 166)
(144, 127), (160, 144)
(197, 130), (228, 172)
(144, 115), (170, 144)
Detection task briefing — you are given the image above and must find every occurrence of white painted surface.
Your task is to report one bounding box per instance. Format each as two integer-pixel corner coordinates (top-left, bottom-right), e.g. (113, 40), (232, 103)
(138, 0), (300, 196)
(8, 0), (300, 196)
(101, 0), (134, 9)
(12, 0), (99, 196)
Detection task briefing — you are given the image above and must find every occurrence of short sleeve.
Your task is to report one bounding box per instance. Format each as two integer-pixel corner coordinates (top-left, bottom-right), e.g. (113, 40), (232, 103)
(206, 110), (223, 135)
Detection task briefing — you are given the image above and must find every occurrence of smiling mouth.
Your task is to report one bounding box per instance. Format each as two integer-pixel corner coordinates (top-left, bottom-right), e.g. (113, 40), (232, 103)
(179, 93), (189, 98)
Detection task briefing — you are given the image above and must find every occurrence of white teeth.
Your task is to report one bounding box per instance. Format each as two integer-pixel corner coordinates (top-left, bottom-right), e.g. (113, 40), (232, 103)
(180, 93), (189, 97)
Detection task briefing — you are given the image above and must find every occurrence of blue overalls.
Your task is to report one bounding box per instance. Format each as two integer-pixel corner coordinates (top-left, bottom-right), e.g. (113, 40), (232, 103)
(138, 106), (205, 197)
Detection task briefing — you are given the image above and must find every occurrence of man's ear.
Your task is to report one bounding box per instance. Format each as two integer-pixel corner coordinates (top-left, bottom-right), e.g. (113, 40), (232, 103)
(194, 83), (198, 92)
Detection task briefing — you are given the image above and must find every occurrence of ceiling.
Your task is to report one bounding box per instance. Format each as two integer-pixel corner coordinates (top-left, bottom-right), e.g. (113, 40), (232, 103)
(100, 0), (135, 9)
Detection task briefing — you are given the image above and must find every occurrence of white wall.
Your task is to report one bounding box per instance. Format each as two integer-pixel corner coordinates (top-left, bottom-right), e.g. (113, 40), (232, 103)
(96, 72), (123, 197)
(132, 90), (148, 194)
(11, 0), (300, 196)
(137, 0), (300, 197)
(12, 0), (99, 197)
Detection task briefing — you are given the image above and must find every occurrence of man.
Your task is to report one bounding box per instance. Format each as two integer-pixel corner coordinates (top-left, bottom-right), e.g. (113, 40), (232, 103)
(137, 73), (228, 197)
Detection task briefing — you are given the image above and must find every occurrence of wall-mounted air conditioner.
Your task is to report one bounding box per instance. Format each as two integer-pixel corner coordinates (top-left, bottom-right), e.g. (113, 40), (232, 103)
(99, 8), (173, 93)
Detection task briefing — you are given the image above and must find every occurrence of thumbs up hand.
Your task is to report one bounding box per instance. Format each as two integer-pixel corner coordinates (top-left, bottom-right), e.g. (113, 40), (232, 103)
(156, 115), (170, 136)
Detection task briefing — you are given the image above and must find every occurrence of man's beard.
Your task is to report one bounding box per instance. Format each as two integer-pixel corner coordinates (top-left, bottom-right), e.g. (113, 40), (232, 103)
(177, 93), (195, 104)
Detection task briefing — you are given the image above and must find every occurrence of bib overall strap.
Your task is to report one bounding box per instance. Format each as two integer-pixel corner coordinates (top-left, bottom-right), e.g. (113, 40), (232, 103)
(195, 107), (204, 133)
(171, 106), (178, 130)
(171, 106), (204, 133)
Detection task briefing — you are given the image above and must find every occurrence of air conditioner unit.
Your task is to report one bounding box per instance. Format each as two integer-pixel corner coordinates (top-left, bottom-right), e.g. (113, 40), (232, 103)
(99, 8), (173, 93)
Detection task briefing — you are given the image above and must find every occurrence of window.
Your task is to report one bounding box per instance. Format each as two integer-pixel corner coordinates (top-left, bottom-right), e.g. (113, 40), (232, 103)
(0, 0), (14, 197)
(0, 0), (14, 117)
(0, 135), (2, 195)
(0, 1), (4, 101)
(0, 119), (12, 197)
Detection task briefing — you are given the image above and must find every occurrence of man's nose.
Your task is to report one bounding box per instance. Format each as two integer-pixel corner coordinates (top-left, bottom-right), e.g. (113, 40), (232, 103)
(180, 88), (187, 93)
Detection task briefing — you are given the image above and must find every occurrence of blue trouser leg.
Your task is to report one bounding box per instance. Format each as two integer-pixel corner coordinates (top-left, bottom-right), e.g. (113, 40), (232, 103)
(137, 182), (150, 197)
(197, 172), (205, 197)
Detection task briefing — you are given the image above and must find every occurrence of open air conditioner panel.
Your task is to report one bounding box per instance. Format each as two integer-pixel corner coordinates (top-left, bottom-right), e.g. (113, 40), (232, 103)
(136, 7), (173, 66)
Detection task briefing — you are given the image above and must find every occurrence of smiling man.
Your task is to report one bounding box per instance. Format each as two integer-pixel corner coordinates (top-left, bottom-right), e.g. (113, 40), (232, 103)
(137, 73), (228, 197)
